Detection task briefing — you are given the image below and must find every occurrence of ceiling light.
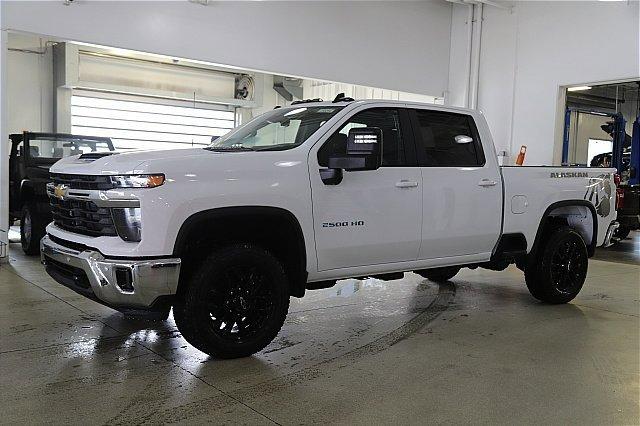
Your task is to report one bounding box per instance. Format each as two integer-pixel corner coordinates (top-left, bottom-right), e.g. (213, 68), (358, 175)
(567, 86), (592, 92)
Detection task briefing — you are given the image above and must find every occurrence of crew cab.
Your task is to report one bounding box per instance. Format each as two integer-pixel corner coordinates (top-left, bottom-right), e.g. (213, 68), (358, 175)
(9, 132), (114, 254)
(41, 98), (619, 358)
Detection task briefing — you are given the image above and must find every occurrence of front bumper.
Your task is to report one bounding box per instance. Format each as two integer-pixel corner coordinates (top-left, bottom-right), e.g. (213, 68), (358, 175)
(41, 235), (180, 313)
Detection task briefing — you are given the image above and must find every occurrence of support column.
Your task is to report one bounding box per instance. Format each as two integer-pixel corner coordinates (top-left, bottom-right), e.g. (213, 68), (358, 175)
(467, 3), (483, 110)
(0, 29), (8, 259)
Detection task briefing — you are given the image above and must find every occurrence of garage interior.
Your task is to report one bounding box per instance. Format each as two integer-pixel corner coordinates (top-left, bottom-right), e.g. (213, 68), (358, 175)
(0, 1), (638, 424)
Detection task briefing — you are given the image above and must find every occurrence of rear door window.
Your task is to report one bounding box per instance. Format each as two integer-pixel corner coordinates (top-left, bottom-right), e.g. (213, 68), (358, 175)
(412, 109), (485, 167)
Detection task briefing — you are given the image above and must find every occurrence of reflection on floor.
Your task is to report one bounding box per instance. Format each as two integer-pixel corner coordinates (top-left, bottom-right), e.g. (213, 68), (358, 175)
(594, 230), (640, 265)
(1, 242), (638, 424)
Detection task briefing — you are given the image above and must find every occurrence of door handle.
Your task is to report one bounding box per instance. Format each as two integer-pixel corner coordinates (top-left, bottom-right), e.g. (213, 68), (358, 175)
(395, 180), (419, 188)
(478, 179), (497, 187)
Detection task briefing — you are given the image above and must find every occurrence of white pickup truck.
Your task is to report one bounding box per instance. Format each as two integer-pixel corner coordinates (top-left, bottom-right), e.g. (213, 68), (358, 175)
(41, 98), (619, 358)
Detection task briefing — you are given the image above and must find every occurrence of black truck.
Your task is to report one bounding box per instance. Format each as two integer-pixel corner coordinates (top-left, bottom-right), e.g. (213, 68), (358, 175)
(9, 132), (115, 254)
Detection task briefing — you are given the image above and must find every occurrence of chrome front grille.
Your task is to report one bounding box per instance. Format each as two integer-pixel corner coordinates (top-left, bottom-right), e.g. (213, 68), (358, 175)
(49, 196), (117, 237)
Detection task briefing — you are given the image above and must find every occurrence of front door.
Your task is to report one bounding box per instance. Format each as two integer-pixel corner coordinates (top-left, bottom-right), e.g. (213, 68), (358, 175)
(310, 107), (422, 271)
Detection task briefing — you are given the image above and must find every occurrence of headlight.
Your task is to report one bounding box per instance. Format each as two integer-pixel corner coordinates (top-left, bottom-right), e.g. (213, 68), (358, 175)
(110, 174), (165, 188)
(111, 208), (142, 242)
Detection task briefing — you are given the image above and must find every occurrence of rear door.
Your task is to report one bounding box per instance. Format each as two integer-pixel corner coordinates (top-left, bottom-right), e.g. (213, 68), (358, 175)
(310, 107), (422, 271)
(410, 108), (502, 260)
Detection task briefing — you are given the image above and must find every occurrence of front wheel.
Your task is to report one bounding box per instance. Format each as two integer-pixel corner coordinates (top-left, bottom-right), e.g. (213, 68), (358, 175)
(173, 244), (290, 358)
(21, 204), (45, 255)
(525, 227), (588, 304)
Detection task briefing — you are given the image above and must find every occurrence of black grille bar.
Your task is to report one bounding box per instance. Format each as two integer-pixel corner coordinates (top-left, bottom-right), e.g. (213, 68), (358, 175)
(50, 196), (117, 237)
(50, 173), (115, 190)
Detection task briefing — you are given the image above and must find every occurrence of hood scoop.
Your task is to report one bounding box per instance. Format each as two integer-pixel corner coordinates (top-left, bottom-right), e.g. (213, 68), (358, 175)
(78, 152), (118, 162)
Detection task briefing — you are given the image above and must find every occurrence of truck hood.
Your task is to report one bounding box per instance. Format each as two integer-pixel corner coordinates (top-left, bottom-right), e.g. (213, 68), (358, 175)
(50, 148), (216, 175)
(48, 147), (306, 179)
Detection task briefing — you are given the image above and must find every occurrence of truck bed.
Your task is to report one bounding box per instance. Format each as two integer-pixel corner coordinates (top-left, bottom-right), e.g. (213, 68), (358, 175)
(500, 166), (617, 251)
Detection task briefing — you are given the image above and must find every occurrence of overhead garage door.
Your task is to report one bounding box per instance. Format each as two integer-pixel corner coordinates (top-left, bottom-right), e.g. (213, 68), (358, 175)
(71, 93), (236, 150)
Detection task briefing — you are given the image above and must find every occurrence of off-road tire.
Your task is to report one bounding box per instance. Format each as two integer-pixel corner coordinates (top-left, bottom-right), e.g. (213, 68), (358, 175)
(525, 226), (588, 304)
(173, 244), (290, 358)
(20, 203), (45, 255)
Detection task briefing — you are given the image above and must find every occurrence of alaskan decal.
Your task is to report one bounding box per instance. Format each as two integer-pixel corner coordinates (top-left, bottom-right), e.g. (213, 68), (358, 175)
(584, 173), (612, 217)
(550, 172), (589, 178)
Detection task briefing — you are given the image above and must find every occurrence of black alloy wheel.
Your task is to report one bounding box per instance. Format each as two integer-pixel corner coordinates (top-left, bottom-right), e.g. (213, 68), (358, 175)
(525, 226), (588, 304)
(173, 244), (290, 358)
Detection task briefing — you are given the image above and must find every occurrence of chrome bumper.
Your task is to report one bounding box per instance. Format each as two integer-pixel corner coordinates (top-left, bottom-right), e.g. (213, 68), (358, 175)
(603, 221), (620, 248)
(41, 235), (180, 310)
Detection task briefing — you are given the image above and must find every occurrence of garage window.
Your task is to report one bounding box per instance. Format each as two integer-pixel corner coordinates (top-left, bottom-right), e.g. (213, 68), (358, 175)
(71, 94), (236, 150)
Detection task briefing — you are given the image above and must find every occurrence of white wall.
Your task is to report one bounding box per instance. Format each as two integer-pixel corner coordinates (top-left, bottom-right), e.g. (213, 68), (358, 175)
(303, 79), (441, 104)
(1, 1), (453, 97)
(6, 33), (53, 134)
(476, 1), (639, 165)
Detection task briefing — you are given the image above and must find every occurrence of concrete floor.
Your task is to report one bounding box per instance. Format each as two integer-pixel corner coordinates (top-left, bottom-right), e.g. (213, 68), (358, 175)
(1, 238), (638, 425)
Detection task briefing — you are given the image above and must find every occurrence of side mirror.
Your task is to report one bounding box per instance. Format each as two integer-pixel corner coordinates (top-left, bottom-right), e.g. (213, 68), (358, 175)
(320, 127), (383, 185)
(327, 127), (382, 172)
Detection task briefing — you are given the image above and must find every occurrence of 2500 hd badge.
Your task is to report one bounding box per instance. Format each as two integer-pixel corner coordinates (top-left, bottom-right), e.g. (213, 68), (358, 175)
(322, 220), (365, 228)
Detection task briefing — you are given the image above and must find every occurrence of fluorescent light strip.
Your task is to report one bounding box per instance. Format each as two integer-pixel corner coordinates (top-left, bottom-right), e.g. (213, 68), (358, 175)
(567, 86), (592, 92)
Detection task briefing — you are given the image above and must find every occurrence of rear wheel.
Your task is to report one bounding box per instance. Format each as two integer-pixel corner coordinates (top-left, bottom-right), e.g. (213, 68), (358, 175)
(173, 244), (290, 358)
(416, 266), (461, 283)
(525, 227), (588, 304)
(20, 204), (45, 255)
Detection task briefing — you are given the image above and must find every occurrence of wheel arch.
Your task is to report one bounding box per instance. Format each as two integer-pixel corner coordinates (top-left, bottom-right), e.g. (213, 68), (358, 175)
(530, 200), (598, 257)
(173, 206), (308, 297)
(19, 179), (36, 205)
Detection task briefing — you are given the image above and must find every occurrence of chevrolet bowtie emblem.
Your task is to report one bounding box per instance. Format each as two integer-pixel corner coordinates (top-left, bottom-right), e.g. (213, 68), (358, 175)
(53, 184), (69, 200)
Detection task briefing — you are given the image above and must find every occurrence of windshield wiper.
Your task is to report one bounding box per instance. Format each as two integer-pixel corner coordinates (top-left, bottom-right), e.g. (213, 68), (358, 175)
(253, 144), (296, 151)
(205, 145), (255, 152)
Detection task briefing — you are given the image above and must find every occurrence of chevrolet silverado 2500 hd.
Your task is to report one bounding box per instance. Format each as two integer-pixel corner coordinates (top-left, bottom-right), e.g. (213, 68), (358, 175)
(41, 99), (619, 358)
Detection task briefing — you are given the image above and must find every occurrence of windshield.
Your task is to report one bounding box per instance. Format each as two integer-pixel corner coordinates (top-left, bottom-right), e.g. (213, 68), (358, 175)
(28, 136), (113, 160)
(208, 105), (344, 151)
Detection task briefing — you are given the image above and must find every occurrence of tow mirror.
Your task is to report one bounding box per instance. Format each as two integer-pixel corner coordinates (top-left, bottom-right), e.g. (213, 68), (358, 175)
(327, 127), (382, 172)
(320, 127), (383, 185)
